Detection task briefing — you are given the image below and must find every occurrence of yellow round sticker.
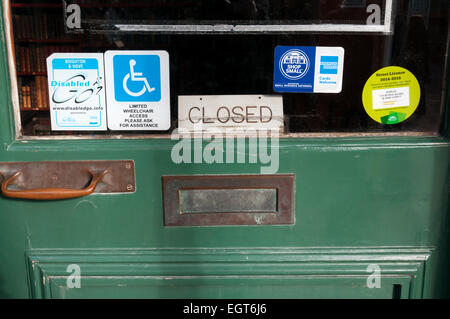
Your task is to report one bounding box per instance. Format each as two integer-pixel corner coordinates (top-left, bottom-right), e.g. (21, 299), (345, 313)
(362, 66), (421, 125)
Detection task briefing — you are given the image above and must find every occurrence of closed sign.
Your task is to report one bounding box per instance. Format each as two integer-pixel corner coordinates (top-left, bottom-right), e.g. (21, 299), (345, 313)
(178, 95), (284, 131)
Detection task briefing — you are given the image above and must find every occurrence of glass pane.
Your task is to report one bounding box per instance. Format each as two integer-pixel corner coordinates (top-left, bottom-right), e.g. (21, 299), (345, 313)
(9, 0), (449, 136)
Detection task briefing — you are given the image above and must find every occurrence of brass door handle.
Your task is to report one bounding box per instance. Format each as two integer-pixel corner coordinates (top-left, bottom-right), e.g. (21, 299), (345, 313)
(0, 169), (108, 200)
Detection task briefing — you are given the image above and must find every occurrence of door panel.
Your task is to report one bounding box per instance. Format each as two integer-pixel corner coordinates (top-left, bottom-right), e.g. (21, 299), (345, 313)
(49, 277), (412, 299)
(0, 137), (448, 298)
(0, 138), (448, 298)
(27, 248), (425, 299)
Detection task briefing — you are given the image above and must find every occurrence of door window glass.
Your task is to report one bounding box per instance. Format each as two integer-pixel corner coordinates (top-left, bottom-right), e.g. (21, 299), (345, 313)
(8, 0), (449, 136)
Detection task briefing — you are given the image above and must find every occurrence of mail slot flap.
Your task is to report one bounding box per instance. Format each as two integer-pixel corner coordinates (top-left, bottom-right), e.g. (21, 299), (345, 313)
(162, 175), (295, 226)
(179, 188), (278, 214)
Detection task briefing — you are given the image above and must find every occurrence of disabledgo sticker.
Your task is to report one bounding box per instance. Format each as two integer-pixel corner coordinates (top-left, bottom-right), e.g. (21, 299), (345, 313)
(47, 53), (107, 131)
(273, 46), (345, 93)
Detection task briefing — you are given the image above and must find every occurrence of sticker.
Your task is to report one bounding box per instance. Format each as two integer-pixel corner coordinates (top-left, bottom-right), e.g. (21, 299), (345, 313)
(46, 53), (107, 131)
(273, 46), (345, 93)
(362, 66), (421, 124)
(178, 95), (284, 131)
(104, 50), (170, 130)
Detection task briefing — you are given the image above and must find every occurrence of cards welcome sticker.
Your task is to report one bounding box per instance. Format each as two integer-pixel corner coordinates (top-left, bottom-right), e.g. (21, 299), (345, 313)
(273, 46), (345, 94)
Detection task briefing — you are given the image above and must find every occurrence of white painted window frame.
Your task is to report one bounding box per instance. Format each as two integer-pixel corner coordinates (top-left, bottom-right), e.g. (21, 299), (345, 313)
(110, 0), (394, 34)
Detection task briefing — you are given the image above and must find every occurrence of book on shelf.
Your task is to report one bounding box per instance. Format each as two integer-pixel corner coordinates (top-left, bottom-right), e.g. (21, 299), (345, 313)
(37, 76), (49, 109)
(13, 13), (75, 41)
(20, 84), (31, 109)
(17, 45), (78, 73)
(35, 75), (41, 109)
(18, 76), (49, 110)
(13, 9), (80, 111)
(30, 79), (37, 108)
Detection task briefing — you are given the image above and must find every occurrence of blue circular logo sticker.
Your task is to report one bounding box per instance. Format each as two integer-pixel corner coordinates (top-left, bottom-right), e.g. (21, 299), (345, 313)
(279, 49), (310, 80)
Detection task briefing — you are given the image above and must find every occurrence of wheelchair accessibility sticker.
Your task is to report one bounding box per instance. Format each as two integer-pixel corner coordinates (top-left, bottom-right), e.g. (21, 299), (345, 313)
(105, 50), (170, 130)
(274, 46), (345, 93)
(46, 53), (107, 131)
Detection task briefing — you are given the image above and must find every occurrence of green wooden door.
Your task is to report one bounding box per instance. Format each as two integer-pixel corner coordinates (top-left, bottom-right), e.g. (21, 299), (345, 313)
(0, 0), (449, 299)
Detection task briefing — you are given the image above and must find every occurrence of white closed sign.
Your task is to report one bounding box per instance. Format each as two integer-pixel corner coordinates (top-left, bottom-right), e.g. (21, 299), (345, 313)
(178, 95), (284, 131)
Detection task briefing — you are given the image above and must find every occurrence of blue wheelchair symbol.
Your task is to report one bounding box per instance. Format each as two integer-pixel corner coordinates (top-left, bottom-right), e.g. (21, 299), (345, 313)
(113, 55), (161, 102)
